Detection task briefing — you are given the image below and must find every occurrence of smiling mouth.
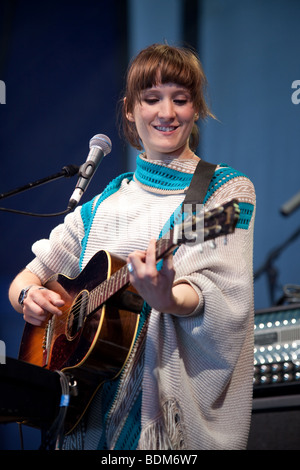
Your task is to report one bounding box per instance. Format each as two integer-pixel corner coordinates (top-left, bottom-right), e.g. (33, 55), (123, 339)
(154, 126), (178, 132)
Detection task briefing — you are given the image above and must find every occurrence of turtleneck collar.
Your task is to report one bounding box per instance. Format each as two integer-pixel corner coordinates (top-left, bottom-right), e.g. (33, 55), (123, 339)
(133, 153), (199, 194)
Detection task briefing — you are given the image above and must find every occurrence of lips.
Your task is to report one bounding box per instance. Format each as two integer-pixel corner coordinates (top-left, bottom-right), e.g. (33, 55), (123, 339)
(154, 125), (179, 132)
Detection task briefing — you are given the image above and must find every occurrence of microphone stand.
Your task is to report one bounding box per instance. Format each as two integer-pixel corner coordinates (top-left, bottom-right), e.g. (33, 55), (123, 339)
(254, 225), (300, 305)
(0, 164), (79, 217)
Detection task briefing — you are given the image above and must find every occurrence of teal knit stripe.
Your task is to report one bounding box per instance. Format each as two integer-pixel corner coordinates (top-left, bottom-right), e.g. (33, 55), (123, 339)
(106, 303), (150, 450)
(96, 302), (151, 450)
(157, 164), (250, 240)
(80, 195), (99, 235)
(236, 202), (254, 229)
(202, 164), (254, 230)
(96, 379), (120, 450)
(79, 172), (134, 270)
(113, 391), (142, 450)
(134, 156), (194, 190)
(203, 164), (248, 204)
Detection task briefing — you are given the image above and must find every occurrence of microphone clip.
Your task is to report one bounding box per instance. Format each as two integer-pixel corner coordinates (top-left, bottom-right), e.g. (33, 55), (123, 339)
(77, 160), (97, 184)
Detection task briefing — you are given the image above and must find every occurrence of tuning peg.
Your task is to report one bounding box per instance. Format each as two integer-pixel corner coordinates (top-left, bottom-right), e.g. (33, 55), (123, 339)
(187, 234), (198, 244)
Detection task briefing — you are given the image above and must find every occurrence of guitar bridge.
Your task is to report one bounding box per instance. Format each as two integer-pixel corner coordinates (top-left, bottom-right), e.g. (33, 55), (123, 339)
(42, 317), (53, 366)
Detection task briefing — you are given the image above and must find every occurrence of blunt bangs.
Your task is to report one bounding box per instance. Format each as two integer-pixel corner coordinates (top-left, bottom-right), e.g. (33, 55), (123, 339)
(126, 45), (204, 111)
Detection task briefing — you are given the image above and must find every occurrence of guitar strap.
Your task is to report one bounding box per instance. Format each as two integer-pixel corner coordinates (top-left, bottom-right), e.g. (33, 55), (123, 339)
(183, 159), (217, 208)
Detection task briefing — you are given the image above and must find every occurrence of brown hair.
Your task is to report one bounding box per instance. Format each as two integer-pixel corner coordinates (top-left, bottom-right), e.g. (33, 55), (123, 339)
(121, 43), (214, 152)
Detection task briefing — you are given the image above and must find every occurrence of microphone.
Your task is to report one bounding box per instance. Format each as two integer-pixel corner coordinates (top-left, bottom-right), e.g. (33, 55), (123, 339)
(68, 134), (112, 210)
(280, 190), (300, 216)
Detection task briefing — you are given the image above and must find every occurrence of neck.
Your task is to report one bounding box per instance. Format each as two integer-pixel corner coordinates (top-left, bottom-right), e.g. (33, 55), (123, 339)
(142, 145), (197, 162)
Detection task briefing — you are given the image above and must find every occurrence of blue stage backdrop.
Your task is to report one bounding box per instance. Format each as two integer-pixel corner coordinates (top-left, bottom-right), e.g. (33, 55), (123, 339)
(0, 0), (128, 449)
(1, 0), (300, 450)
(199, 0), (300, 309)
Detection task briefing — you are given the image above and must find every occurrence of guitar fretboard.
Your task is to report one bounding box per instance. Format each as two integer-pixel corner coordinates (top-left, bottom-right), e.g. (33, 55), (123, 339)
(87, 231), (176, 315)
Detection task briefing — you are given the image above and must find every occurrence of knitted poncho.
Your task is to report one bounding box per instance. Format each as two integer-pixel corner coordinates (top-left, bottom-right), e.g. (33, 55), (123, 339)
(27, 154), (256, 450)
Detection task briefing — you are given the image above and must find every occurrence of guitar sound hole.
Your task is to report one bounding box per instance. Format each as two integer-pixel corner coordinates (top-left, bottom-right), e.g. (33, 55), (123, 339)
(66, 290), (89, 341)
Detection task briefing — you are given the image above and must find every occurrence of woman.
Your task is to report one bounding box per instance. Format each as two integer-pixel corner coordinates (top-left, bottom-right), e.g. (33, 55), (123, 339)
(9, 44), (256, 450)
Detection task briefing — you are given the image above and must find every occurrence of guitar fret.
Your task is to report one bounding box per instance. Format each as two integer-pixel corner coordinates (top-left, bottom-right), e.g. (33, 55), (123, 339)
(88, 286), (102, 314)
(156, 234), (174, 259)
(88, 265), (130, 314)
(110, 271), (117, 296)
(102, 278), (109, 302)
(118, 268), (125, 288)
(87, 236), (175, 316)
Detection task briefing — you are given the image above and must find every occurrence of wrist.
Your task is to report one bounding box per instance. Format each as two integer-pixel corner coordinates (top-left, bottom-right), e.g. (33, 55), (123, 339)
(165, 283), (199, 316)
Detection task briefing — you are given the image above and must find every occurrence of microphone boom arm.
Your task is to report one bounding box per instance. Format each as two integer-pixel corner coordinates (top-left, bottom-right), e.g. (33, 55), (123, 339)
(0, 164), (79, 201)
(0, 164), (79, 217)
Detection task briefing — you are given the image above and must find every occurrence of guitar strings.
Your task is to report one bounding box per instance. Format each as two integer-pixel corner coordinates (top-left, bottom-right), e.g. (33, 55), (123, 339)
(20, 237), (175, 362)
(20, 264), (132, 363)
(21, 237), (172, 363)
(21, 243), (181, 360)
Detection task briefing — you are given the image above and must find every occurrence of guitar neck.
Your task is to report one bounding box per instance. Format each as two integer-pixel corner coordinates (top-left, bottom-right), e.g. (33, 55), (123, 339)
(87, 231), (177, 315)
(155, 229), (178, 260)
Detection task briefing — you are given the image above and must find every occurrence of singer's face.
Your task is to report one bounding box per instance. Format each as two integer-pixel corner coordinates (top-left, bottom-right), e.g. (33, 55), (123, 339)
(126, 83), (197, 160)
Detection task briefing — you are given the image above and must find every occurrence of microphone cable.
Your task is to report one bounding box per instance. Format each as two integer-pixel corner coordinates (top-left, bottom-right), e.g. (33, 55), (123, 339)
(39, 370), (70, 450)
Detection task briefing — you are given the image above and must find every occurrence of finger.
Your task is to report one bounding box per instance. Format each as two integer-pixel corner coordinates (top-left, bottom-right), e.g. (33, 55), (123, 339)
(127, 254), (145, 280)
(46, 291), (65, 309)
(23, 311), (47, 326)
(127, 250), (146, 267)
(127, 249), (147, 272)
(22, 298), (50, 325)
(28, 288), (64, 316)
(129, 249), (146, 258)
(145, 239), (157, 271)
(161, 253), (174, 272)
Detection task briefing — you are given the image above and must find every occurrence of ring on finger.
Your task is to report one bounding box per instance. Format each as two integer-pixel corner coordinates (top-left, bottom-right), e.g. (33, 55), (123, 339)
(127, 262), (134, 273)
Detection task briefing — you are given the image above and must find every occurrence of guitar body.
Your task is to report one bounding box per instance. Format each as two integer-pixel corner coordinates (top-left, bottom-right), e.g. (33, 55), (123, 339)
(18, 250), (141, 434)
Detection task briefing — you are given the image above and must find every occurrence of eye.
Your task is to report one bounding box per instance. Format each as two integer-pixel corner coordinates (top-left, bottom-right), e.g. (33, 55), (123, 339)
(174, 99), (188, 105)
(143, 98), (159, 105)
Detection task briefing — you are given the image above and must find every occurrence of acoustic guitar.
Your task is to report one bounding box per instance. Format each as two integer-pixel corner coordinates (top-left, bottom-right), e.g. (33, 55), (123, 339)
(18, 199), (240, 433)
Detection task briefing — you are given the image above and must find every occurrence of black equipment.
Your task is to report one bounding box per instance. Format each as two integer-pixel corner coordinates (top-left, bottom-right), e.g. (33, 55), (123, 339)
(2, 304), (300, 449)
(253, 303), (300, 391)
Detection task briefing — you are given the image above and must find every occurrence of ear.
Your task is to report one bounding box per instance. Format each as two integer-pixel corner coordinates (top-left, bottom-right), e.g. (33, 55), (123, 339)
(124, 97), (135, 122)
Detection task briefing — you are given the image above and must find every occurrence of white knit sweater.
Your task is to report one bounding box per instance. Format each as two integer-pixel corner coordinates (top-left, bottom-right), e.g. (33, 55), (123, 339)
(27, 155), (256, 450)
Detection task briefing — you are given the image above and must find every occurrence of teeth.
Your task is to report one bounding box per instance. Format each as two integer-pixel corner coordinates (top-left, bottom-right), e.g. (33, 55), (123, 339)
(155, 126), (177, 132)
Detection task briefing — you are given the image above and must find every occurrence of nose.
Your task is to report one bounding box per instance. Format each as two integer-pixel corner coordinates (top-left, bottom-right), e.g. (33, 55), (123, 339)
(158, 98), (176, 120)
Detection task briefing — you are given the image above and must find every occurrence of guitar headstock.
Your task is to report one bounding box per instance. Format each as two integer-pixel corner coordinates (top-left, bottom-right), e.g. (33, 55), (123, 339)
(173, 199), (240, 245)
